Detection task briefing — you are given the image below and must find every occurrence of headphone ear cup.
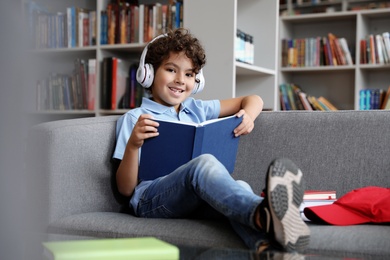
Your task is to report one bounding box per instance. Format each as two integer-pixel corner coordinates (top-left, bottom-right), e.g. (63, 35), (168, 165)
(137, 34), (167, 89)
(192, 69), (205, 94)
(137, 63), (154, 88)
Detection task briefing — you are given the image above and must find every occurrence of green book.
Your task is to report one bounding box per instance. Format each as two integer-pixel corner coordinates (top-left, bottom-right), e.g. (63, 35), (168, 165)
(43, 237), (179, 260)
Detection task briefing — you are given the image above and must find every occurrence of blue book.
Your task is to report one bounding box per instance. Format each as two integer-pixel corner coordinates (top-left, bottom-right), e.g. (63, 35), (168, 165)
(139, 115), (243, 181)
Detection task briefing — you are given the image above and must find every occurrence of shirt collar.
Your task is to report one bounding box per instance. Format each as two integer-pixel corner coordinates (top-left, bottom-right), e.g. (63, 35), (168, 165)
(141, 97), (191, 114)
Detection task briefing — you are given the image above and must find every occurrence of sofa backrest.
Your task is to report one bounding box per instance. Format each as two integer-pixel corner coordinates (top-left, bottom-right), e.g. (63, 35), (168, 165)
(234, 110), (390, 197)
(28, 115), (122, 224)
(28, 110), (390, 225)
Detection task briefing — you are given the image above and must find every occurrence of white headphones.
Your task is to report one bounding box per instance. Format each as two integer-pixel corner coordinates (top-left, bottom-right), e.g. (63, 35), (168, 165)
(136, 34), (205, 94)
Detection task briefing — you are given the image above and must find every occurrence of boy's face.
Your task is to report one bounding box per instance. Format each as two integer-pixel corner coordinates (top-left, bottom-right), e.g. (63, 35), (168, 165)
(151, 51), (196, 111)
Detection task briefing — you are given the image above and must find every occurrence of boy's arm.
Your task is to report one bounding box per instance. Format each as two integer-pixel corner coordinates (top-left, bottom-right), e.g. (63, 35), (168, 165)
(219, 95), (263, 137)
(116, 114), (159, 197)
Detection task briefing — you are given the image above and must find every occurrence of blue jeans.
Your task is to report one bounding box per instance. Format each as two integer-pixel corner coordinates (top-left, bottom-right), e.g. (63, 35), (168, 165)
(131, 154), (268, 250)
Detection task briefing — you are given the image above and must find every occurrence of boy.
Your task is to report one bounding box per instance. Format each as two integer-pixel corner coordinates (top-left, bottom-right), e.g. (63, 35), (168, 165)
(113, 28), (310, 252)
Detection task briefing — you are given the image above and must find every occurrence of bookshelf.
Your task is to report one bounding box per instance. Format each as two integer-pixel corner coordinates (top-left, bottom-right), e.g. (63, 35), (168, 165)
(23, 0), (280, 122)
(279, 7), (390, 110)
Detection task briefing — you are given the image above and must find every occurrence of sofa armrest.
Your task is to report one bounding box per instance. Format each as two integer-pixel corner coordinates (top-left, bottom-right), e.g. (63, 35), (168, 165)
(28, 116), (123, 225)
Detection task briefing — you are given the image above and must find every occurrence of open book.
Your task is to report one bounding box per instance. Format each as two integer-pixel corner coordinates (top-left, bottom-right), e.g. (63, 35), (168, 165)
(139, 115), (243, 181)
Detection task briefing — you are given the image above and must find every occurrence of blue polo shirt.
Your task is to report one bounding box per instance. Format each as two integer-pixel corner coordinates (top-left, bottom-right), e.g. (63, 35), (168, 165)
(113, 97), (220, 213)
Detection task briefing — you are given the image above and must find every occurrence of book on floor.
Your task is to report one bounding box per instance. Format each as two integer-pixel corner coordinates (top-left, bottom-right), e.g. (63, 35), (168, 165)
(43, 237), (179, 260)
(139, 115), (243, 181)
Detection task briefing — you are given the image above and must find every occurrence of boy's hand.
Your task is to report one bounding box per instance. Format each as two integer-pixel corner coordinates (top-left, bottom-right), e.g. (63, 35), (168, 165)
(233, 109), (254, 137)
(128, 114), (159, 149)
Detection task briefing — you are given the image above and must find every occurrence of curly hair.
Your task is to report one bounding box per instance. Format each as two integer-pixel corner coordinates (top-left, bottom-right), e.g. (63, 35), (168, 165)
(145, 28), (206, 74)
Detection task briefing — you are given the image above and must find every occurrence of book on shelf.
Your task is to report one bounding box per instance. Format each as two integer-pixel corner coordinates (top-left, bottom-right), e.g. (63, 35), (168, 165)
(101, 57), (113, 109)
(317, 96), (338, 111)
(339, 38), (354, 65)
(300, 190), (337, 222)
(77, 8), (90, 47)
(279, 83), (338, 111)
(100, 10), (108, 45)
(43, 237), (179, 260)
(89, 10), (97, 46)
(307, 96), (325, 111)
(139, 115), (243, 181)
(298, 91), (313, 111)
(281, 33), (353, 68)
(74, 58), (88, 110)
(380, 86), (390, 110)
(87, 59), (96, 110)
(66, 7), (76, 48)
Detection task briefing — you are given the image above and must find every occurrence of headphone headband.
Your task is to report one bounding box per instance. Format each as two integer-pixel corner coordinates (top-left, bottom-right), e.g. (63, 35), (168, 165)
(136, 34), (205, 94)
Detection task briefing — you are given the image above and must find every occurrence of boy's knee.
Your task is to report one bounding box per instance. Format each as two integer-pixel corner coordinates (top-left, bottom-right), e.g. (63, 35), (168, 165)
(236, 180), (253, 193)
(195, 154), (218, 164)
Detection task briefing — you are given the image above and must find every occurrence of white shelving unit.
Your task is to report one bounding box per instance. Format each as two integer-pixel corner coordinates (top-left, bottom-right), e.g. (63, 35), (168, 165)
(24, 0), (279, 122)
(184, 0), (279, 110)
(279, 8), (390, 110)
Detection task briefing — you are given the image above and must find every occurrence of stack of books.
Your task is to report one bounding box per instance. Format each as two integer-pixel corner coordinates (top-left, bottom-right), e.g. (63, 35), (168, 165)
(300, 190), (337, 221)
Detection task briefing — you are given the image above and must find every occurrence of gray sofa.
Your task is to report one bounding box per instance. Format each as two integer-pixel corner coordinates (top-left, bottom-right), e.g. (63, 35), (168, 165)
(28, 110), (390, 259)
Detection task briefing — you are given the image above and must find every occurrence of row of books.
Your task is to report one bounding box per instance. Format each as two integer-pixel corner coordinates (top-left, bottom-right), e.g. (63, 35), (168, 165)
(36, 57), (148, 111)
(24, 1), (97, 49)
(235, 29), (254, 65)
(360, 32), (390, 65)
(101, 0), (183, 45)
(359, 87), (390, 110)
(36, 59), (96, 111)
(101, 58), (146, 110)
(24, 0), (183, 49)
(279, 83), (338, 111)
(281, 33), (353, 67)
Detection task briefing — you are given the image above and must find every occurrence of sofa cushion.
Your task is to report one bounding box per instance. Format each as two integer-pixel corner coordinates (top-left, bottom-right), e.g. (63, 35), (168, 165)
(306, 223), (390, 258)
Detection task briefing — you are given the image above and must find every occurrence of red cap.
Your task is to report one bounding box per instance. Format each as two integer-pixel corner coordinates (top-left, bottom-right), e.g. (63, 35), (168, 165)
(304, 186), (390, 226)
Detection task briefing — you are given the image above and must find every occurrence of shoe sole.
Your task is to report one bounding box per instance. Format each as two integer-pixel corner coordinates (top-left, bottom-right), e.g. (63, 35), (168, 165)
(266, 158), (310, 252)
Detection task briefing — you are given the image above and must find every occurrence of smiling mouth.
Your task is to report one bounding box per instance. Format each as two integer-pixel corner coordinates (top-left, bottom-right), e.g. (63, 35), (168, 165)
(169, 87), (184, 93)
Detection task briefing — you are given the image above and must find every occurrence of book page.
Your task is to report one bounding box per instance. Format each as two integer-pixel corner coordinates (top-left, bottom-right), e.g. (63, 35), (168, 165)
(154, 115), (237, 127)
(200, 115), (237, 126)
